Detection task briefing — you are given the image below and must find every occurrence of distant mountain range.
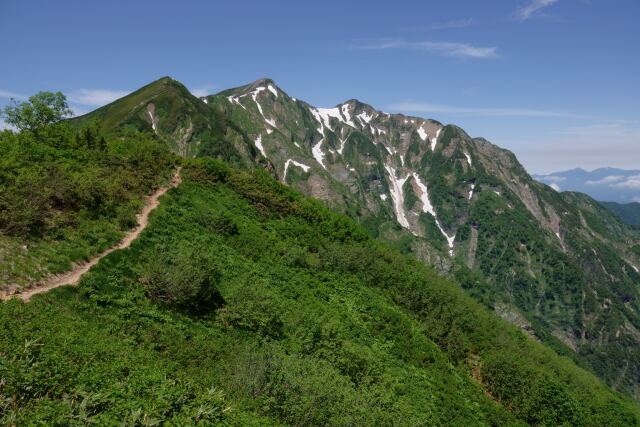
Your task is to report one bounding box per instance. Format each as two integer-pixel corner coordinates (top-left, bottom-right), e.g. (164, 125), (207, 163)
(533, 168), (640, 203)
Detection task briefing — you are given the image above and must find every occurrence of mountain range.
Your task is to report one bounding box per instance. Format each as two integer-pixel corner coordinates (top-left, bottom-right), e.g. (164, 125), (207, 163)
(67, 76), (640, 399)
(533, 168), (640, 203)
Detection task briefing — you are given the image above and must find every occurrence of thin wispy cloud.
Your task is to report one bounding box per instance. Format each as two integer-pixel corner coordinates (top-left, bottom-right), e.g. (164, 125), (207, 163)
(403, 18), (474, 32)
(515, 0), (560, 21)
(585, 175), (624, 185)
(555, 122), (640, 138)
(388, 101), (594, 118)
(538, 175), (566, 183)
(190, 84), (216, 98)
(0, 89), (27, 100)
(68, 89), (130, 106)
(610, 175), (640, 190)
(355, 40), (497, 59)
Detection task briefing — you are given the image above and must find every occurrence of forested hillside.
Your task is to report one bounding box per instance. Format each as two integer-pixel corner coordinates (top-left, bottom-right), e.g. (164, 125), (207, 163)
(2, 157), (638, 425)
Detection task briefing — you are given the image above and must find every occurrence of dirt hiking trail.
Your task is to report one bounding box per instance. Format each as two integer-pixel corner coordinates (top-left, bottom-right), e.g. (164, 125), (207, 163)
(1, 167), (182, 302)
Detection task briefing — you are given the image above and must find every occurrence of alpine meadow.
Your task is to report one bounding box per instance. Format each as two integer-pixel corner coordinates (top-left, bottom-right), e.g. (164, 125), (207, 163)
(1, 1), (639, 425)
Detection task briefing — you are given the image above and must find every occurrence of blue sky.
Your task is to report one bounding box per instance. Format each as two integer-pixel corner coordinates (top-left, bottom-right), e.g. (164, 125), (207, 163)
(1, 0), (638, 174)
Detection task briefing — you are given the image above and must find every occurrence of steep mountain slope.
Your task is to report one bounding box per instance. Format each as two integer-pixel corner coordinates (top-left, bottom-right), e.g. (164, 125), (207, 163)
(2, 158), (638, 425)
(71, 77), (262, 169)
(75, 77), (640, 399)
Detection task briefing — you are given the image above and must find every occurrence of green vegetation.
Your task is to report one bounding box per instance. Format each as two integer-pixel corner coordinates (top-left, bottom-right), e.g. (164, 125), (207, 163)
(1, 158), (638, 425)
(602, 201), (640, 226)
(2, 91), (72, 133)
(0, 107), (175, 289)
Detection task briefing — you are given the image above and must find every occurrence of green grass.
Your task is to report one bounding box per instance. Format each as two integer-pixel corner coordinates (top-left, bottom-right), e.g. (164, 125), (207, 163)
(1, 158), (637, 425)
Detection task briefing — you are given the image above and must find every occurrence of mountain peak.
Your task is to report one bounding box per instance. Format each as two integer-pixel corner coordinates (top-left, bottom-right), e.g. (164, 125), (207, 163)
(216, 77), (283, 98)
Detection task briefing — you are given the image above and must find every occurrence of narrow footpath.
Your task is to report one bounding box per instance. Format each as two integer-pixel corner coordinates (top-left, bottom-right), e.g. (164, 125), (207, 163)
(1, 167), (182, 302)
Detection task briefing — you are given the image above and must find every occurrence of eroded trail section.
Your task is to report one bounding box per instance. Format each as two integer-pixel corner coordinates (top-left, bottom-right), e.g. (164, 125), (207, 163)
(2, 167), (182, 302)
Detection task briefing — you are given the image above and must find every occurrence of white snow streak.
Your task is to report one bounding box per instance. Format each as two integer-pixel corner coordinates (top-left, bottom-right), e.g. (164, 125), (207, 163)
(312, 139), (327, 169)
(464, 151), (472, 166)
(431, 128), (441, 151)
(311, 107), (341, 131)
(380, 194), (388, 201)
(147, 111), (157, 133)
(337, 137), (348, 155)
(294, 142), (301, 148)
(267, 84), (278, 97)
(417, 126), (428, 142)
(283, 159), (310, 180)
(632, 265), (639, 273)
(469, 183), (476, 200)
(250, 86), (278, 127)
(254, 135), (266, 157)
(494, 191), (501, 196)
(384, 164), (411, 229)
(412, 173), (456, 255)
(357, 110), (373, 125)
(203, 98), (208, 104)
(340, 105), (357, 127)
(227, 96), (246, 110)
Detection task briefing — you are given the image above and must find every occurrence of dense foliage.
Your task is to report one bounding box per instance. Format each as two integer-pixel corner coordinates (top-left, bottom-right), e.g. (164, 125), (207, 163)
(1, 158), (637, 425)
(0, 122), (175, 288)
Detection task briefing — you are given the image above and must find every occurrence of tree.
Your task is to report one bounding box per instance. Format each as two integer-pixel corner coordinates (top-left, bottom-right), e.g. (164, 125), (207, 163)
(1, 91), (72, 133)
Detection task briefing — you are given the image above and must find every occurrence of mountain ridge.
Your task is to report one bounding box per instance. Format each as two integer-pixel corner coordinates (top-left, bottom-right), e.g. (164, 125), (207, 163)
(74, 76), (640, 399)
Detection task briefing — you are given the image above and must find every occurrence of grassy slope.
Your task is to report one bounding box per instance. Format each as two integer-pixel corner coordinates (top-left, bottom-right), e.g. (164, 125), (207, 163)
(1, 159), (638, 425)
(0, 125), (176, 291)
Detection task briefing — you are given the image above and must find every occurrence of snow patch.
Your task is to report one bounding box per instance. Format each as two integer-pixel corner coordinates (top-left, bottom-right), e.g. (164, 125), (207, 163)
(384, 164), (411, 229)
(632, 265), (639, 273)
(267, 84), (278, 97)
(227, 96), (246, 110)
(464, 152), (472, 166)
(250, 87), (278, 128)
(494, 191), (501, 196)
(412, 173), (456, 255)
(312, 139), (327, 169)
(310, 107), (343, 131)
(468, 183), (476, 200)
(202, 98), (208, 104)
(337, 137), (348, 155)
(294, 142), (301, 148)
(417, 126), (428, 142)
(380, 194), (388, 201)
(357, 110), (373, 125)
(254, 135), (266, 158)
(431, 128), (441, 151)
(147, 110), (158, 133)
(340, 104), (357, 127)
(283, 159), (310, 180)
(266, 128), (273, 135)
(555, 232), (561, 240)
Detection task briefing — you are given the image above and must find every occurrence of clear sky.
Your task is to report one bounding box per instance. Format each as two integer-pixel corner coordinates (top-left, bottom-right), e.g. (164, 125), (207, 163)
(1, 0), (638, 174)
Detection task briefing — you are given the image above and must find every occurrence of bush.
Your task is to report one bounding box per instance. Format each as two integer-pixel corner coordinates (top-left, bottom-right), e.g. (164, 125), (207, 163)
(140, 243), (224, 314)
